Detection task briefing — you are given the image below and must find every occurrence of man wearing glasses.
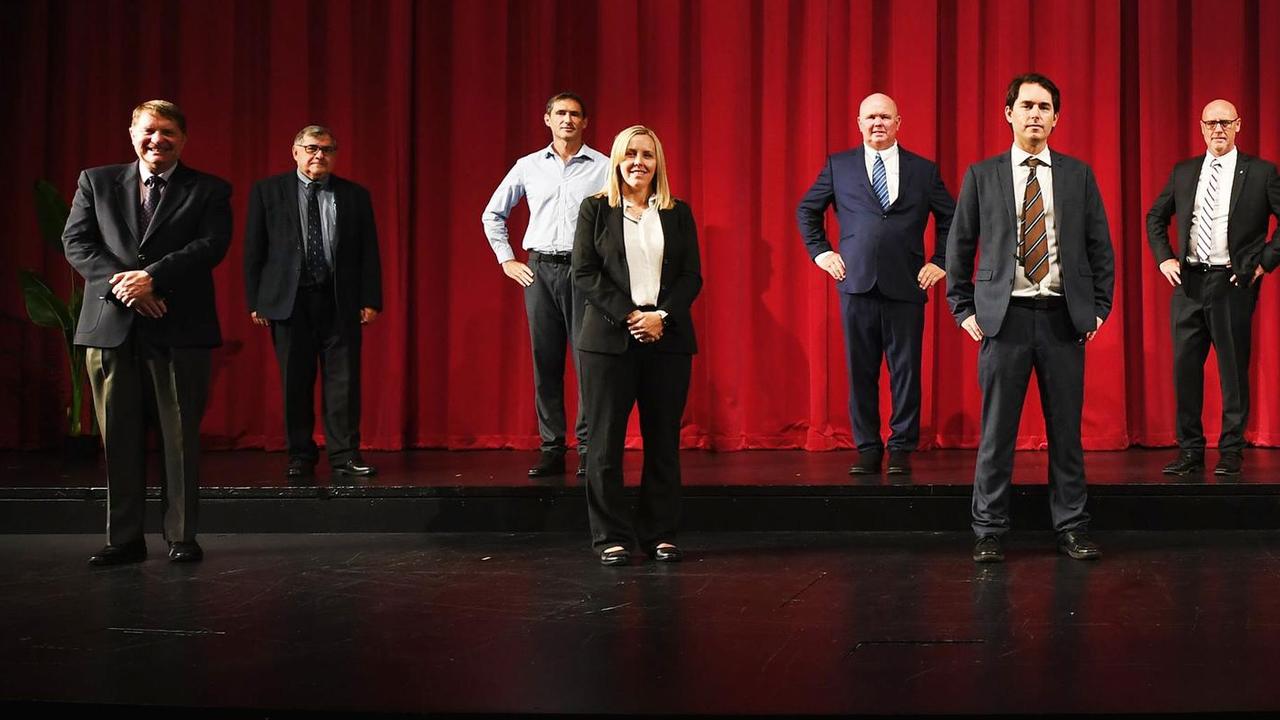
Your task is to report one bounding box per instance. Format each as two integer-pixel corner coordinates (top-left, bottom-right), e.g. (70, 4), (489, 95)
(244, 125), (383, 481)
(1148, 100), (1280, 477)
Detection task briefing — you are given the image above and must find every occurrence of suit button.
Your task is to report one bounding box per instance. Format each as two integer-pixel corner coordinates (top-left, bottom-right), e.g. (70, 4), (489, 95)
(138, 254), (148, 263)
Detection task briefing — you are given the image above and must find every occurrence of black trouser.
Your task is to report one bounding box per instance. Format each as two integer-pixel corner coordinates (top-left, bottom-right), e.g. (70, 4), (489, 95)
(579, 345), (692, 553)
(271, 283), (363, 466)
(972, 299), (1089, 537)
(839, 288), (925, 454)
(87, 331), (210, 546)
(1171, 270), (1258, 453)
(525, 251), (588, 456)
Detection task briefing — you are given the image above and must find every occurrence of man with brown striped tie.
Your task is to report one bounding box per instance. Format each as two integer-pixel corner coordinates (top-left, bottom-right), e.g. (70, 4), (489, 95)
(1147, 100), (1280, 478)
(946, 74), (1116, 563)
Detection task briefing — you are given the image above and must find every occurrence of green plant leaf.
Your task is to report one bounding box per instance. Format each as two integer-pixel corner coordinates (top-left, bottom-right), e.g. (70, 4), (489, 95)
(34, 180), (70, 253)
(19, 269), (71, 330)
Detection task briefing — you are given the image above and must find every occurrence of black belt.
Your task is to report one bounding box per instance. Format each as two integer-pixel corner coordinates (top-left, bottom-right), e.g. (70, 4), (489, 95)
(1184, 263), (1232, 273)
(530, 251), (571, 265)
(1008, 295), (1065, 310)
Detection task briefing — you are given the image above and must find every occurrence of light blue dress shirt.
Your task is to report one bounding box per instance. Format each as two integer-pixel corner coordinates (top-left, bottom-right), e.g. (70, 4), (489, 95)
(296, 170), (337, 265)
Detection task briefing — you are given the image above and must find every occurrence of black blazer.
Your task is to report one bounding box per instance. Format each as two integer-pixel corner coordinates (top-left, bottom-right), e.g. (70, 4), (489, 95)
(62, 162), (232, 348)
(572, 195), (702, 355)
(946, 150), (1115, 336)
(243, 172), (383, 322)
(796, 146), (955, 302)
(1146, 151), (1280, 296)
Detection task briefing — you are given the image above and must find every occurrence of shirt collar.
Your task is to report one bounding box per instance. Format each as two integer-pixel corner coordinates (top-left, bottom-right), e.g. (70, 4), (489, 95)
(1011, 144), (1052, 168)
(139, 162), (177, 185)
(623, 195), (658, 210)
(1205, 147), (1238, 165)
(543, 142), (597, 162)
(297, 170), (331, 189)
(865, 142), (899, 161)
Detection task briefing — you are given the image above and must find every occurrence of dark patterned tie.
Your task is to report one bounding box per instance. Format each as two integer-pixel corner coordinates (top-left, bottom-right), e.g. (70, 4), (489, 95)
(305, 182), (330, 285)
(1019, 158), (1049, 285)
(872, 152), (890, 210)
(140, 175), (165, 235)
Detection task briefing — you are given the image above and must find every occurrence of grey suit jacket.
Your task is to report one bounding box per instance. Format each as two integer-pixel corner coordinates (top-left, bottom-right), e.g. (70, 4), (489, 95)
(946, 150), (1115, 337)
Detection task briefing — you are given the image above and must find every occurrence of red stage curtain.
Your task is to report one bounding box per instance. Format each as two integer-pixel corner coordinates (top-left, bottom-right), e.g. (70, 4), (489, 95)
(1, 0), (1277, 451)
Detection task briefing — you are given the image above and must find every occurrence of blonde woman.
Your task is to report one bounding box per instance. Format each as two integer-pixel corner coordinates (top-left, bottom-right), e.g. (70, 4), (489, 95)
(572, 125), (702, 566)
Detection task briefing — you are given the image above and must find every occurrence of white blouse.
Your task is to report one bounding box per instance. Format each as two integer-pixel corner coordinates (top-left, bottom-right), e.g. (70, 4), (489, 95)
(622, 197), (664, 307)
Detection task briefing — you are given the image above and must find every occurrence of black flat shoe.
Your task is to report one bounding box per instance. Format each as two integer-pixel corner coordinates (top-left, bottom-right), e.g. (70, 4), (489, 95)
(1162, 451), (1204, 476)
(528, 452), (566, 478)
(599, 547), (630, 566)
(650, 544), (683, 563)
(848, 451), (883, 475)
(89, 541), (147, 566)
(168, 541), (204, 563)
(1214, 452), (1243, 476)
(333, 459), (377, 477)
(886, 451), (912, 475)
(1057, 530), (1101, 561)
(972, 535), (1004, 563)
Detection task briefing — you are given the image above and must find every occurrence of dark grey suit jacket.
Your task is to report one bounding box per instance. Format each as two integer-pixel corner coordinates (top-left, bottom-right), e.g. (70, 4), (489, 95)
(946, 150), (1115, 336)
(572, 195), (702, 356)
(1146, 151), (1280, 297)
(62, 161), (232, 348)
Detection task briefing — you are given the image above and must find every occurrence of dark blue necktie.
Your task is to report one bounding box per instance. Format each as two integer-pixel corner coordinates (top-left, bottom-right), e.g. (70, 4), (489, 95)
(872, 153), (890, 210)
(140, 175), (165, 234)
(304, 182), (330, 285)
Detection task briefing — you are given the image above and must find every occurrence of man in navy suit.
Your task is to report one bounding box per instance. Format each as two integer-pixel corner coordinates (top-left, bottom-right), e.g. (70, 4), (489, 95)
(797, 93), (955, 475)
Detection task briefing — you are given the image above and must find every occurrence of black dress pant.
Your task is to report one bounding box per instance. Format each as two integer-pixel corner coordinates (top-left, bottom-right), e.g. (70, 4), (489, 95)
(86, 330), (210, 546)
(839, 288), (925, 454)
(972, 300), (1090, 537)
(271, 283), (362, 466)
(579, 344), (692, 553)
(1171, 270), (1258, 453)
(525, 252), (588, 456)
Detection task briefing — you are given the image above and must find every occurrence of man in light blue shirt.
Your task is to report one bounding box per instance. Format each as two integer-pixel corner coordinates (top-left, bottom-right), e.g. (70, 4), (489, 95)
(482, 92), (608, 478)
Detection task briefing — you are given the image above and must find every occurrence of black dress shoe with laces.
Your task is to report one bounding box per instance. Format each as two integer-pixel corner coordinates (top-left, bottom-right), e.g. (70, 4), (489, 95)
(168, 541), (204, 563)
(972, 535), (1004, 563)
(1162, 451), (1204, 476)
(599, 547), (630, 566)
(650, 544), (683, 563)
(333, 458), (377, 477)
(1214, 451), (1243, 476)
(528, 452), (566, 478)
(886, 451), (912, 475)
(89, 541), (147, 566)
(848, 451), (883, 475)
(1057, 530), (1101, 560)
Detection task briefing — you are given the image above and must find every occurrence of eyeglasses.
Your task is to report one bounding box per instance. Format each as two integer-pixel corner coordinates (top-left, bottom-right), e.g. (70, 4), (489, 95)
(295, 144), (338, 155)
(1200, 118), (1238, 130)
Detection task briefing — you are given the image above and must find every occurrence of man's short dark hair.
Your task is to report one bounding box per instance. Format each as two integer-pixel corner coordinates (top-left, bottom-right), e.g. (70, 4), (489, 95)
(1005, 73), (1061, 113)
(546, 91), (587, 118)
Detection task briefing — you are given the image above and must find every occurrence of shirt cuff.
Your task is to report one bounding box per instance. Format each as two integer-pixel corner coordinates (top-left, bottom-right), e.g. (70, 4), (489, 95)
(815, 250), (834, 265)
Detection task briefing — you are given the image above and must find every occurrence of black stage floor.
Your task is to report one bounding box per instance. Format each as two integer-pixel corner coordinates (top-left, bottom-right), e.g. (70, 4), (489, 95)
(3, 531), (1280, 717)
(3, 449), (1280, 533)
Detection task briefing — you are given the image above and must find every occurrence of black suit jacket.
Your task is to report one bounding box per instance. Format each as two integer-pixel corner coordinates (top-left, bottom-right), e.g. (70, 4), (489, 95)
(796, 145), (955, 302)
(1146, 151), (1280, 297)
(572, 196), (702, 355)
(946, 150), (1115, 336)
(243, 172), (383, 323)
(62, 162), (232, 348)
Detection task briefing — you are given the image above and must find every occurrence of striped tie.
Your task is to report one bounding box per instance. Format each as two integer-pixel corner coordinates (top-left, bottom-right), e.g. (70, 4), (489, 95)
(1193, 159), (1222, 264)
(1019, 158), (1049, 284)
(872, 152), (890, 210)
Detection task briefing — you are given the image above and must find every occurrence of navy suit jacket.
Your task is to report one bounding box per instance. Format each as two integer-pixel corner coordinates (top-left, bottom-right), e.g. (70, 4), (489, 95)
(946, 150), (1115, 337)
(797, 145), (955, 303)
(62, 161), (232, 348)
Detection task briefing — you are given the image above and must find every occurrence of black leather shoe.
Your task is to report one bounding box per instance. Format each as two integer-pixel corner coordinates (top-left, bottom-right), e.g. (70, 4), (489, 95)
(286, 459), (316, 479)
(576, 454), (587, 478)
(972, 535), (1004, 563)
(168, 541), (204, 563)
(599, 547), (630, 566)
(333, 458), (377, 477)
(886, 451), (912, 475)
(528, 452), (566, 478)
(848, 451), (883, 475)
(1057, 531), (1101, 560)
(89, 541), (147, 566)
(1214, 451), (1243, 476)
(650, 544), (683, 563)
(1162, 451), (1204, 476)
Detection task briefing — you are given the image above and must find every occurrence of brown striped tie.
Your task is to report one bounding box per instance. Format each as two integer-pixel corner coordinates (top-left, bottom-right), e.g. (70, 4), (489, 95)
(1020, 157), (1049, 284)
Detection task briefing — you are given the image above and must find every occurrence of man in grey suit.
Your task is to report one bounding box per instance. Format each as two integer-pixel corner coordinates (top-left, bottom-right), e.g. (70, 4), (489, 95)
(946, 74), (1115, 563)
(63, 100), (232, 565)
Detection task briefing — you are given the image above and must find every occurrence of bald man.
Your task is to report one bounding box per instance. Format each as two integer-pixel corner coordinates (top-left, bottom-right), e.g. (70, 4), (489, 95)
(798, 93), (955, 475)
(1148, 99), (1280, 477)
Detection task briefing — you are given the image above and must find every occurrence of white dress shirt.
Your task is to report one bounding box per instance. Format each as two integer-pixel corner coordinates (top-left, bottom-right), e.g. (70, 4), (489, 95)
(622, 197), (664, 307)
(1188, 147), (1238, 266)
(1010, 144), (1061, 297)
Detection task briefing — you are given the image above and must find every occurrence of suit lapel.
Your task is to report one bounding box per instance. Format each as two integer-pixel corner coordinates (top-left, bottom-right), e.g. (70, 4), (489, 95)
(658, 207), (679, 289)
(1229, 153), (1250, 220)
(117, 163), (142, 246)
(1049, 154), (1072, 237)
(854, 146), (882, 207)
(142, 164), (191, 246)
(996, 152), (1017, 235)
(331, 177), (348, 255)
(607, 203), (631, 296)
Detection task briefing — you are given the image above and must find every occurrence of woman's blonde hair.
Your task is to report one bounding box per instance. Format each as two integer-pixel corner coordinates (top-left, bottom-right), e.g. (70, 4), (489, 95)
(600, 125), (674, 209)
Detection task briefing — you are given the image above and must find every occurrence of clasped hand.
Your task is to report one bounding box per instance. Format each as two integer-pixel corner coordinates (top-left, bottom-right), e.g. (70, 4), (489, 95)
(109, 270), (166, 318)
(627, 310), (663, 343)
